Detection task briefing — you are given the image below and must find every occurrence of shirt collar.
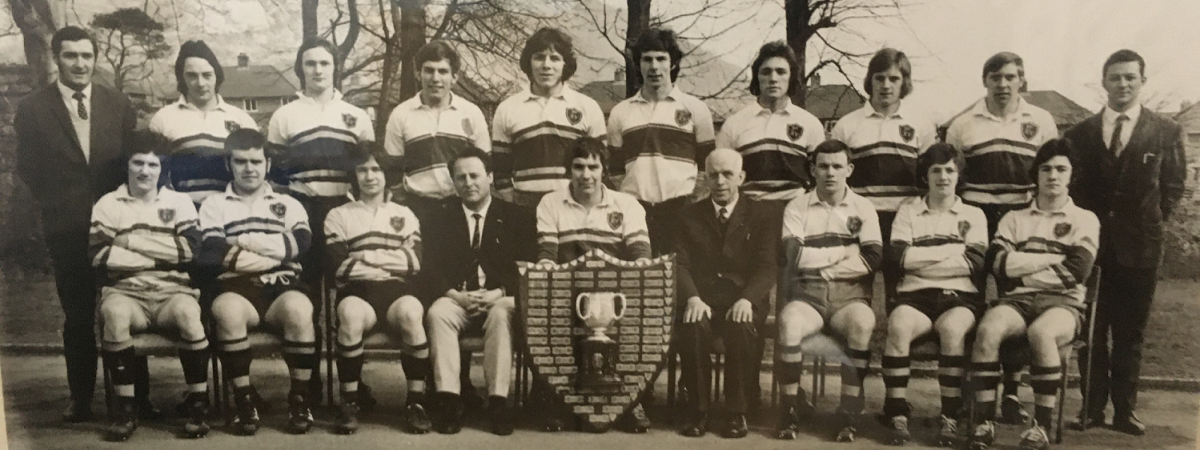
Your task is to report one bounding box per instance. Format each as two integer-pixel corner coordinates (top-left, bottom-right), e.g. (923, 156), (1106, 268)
(1103, 103), (1141, 127)
(866, 101), (908, 119)
(565, 185), (614, 208)
(916, 195), (964, 215)
(296, 88), (345, 104)
(806, 188), (852, 207)
(755, 99), (801, 116)
(522, 85), (571, 101)
(713, 194), (738, 217)
(175, 95), (232, 112)
(1029, 197), (1076, 217)
(416, 92), (461, 110)
(631, 85), (682, 103)
(57, 80), (92, 102)
(224, 182), (275, 201)
(464, 196), (493, 220)
(113, 184), (161, 202)
(971, 96), (1033, 121)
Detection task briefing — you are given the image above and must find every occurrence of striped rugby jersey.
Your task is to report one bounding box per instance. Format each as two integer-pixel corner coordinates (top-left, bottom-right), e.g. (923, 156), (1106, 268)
(830, 103), (937, 212)
(889, 196), (988, 294)
(716, 101), (824, 201)
(782, 189), (882, 282)
(535, 187), (651, 263)
(148, 97), (258, 205)
(608, 87), (715, 204)
(945, 97), (1058, 206)
(492, 86), (606, 194)
(990, 198), (1099, 305)
(324, 196), (422, 285)
(267, 90), (374, 200)
(384, 93), (490, 199)
(88, 185), (201, 293)
(198, 184), (311, 280)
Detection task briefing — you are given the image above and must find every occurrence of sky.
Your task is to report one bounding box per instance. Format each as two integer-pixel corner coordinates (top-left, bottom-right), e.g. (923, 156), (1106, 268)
(3, 0), (1198, 121)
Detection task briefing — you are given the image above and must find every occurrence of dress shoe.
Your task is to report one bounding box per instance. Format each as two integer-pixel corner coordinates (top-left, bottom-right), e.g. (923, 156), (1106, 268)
(487, 396), (514, 436)
(1112, 413), (1146, 436)
(433, 392), (463, 434)
(679, 411), (708, 437)
(1069, 411), (1105, 431)
(62, 400), (94, 423)
(462, 384), (487, 412)
(541, 415), (567, 432)
(721, 414), (748, 439)
(614, 404), (650, 433)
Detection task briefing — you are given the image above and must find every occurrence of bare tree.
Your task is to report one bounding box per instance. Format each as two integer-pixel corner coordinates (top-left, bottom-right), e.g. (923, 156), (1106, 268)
(303, 0), (318, 39)
(786, 0), (900, 106)
(92, 7), (172, 93)
(7, 0), (60, 86)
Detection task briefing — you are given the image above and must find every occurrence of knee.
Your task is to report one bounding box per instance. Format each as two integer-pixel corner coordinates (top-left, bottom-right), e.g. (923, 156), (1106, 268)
(486, 300), (512, 325)
(886, 317), (914, 345)
(426, 298), (455, 323)
(394, 297), (425, 326)
(100, 300), (129, 324)
(846, 311), (876, 340)
(1025, 323), (1057, 348)
(936, 322), (971, 347)
(174, 301), (204, 331)
(337, 301), (369, 331)
(210, 296), (241, 325)
(279, 296), (314, 326)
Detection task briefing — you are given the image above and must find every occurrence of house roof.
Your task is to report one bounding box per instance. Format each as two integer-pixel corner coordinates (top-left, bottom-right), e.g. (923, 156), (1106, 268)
(219, 65), (300, 99)
(1022, 90), (1092, 127)
(802, 84), (865, 121)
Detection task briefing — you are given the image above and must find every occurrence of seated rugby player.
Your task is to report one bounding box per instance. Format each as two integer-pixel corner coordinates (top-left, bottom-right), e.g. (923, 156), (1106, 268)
(199, 129), (317, 435)
(967, 138), (1099, 450)
(880, 143), (987, 445)
(776, 140), (882, 443)
(91, 131), (210, 441)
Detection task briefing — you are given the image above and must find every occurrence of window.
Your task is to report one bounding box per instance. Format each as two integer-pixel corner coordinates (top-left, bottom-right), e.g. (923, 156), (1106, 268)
(243, 99), (258, 111)
(1188, 132), (1200, 145)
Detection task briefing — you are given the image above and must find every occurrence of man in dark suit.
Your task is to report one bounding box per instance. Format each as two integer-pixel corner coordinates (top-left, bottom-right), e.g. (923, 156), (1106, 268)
(424, 146), (537, 435)
(675, 148), (776, 438)
(14, 26), (144, 422)
(1065, 49), (1187, 436)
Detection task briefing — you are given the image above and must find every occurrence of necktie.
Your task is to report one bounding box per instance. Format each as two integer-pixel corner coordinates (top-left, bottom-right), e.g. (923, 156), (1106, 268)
(718, 207), (728, 225)
(72, 91), (88, 120)
(1110, 114), (1128, 156)
(467, 213), (482, 290)
(470, 213), (482, 249)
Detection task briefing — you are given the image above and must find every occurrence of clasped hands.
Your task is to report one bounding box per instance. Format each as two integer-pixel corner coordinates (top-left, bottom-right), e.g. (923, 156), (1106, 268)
(682, 296), (753, 324)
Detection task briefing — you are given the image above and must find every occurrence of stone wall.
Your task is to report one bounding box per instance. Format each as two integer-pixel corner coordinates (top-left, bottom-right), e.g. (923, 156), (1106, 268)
(0, 64), (52, 282)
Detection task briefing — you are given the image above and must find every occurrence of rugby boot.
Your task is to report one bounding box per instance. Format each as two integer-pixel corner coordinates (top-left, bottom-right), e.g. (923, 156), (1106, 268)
(286, 392), (314, 434)
(1017, 420), (1051, 450)
(180, 391), (209, 439)
(104, 397), (138, 442)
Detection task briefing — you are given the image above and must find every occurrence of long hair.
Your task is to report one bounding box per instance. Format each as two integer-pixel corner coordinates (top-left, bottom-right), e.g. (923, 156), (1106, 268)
(863, 48), (913, 100)
(749, 41), (800, 97)
(630, 28), (683, 82)
(174, 40), (224, 97)
(294, 38), (341, 90)
(519, 28), (577, 83)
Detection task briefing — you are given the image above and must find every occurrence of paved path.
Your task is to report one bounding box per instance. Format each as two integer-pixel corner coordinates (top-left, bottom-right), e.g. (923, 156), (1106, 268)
(2, 354), (1196, 450)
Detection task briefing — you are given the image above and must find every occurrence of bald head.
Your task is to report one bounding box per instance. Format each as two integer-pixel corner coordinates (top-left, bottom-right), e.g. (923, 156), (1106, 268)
(705, 148), (745, 205)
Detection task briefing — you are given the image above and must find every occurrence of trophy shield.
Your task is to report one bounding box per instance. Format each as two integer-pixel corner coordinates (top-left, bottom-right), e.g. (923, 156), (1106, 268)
(518, 249), (676, 432)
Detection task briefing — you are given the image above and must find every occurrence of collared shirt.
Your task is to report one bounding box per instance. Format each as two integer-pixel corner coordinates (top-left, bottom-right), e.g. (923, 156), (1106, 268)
(268, 89), (374, 200)
(384, 93), (490, 199)
(150, 96), (259, 205)
(945, 97), (1058, 205)
(1102, 103), (1142, 155)
(991, 198), (1099, 305)
(536, 186), (651, 263)
(199, 183), (311, 279)
(324, 197), (422, 284)
(492, 86), (606, 193)
(830, 103), (938, 212)
(89, 185), (200, 293)
(716, 100), (824, 200)
(713, 194), (738, 222)
(782, 188), (882, 281)
(464, 197), (492, 287)
(57, 81), (92, 162)
(608, 86), (716, 204)
(890, 195), (987, 293)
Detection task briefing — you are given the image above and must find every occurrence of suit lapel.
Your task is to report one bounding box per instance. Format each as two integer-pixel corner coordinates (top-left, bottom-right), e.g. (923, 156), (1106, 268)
(1123, 108), (1153, 159)
(721, 200), (748, 257)
(43, 87), (84, 157)
(88, 87), (114, 170)
(482, 202), (504, 250)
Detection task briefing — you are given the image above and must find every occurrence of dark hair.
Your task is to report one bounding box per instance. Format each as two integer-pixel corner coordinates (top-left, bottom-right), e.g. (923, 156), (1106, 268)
(630, 28), (683, 82)
(864, 48), (913, 99)
(749, 41), (800, 97)
(451, 146), (493, 176)
(520, 28), (577, 84)
(51, 26), (97, 56)
(225, 128), (268, 156)
(294, 38), (340, 90)
(915, 143), (966, 189)
(1103, 49), (1145, 78)
(127, 129), (172, 157)
(1029, 138), (1076, 188)
(982, 51), (1024, 79)
(568, 136), (609, 174)
(807, 139), (852, 166)
(414, 40), (461, 75)
(346, 142), (400, 197)
(175, 40), (224, 97)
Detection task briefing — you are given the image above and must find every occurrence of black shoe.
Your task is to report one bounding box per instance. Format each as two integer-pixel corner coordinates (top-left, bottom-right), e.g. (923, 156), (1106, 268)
(834, 410), (858, 443)
(488, 396), (514, 436)
(63, 400), (94, 423)
(680, 411), (708, 437)
(885, 414), (910, 445)
(614, 404), (649, 433)
(334, 400), (360, 435)
(286, 393), (314, 434)
(541, 415), (567, 432)
(357, 382), (378, 412)
(181, 391), (210, 439)
(103, 398), (138, 442)
(722, 414), (748, 439)
(230, 391), (259, 436)
(776, 405), (802, 440)
(433, 393), (463, 434)
(462, 384), (487, 412)
(1000, 395), (1029, 424)
(246, 385), (270, 414)
(1069, 411), (1106, 431)
(135, 396), (162, 421)
(1112, 412), (1146, 436)
(405, 400), (433, 434)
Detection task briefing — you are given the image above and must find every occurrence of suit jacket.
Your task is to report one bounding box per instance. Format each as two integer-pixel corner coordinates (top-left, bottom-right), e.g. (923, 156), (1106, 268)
(675, 196), (778, 316)
(1065, 108), (1186, 269)
(15, 83), (135, 238)
(422, 197), (538, 301)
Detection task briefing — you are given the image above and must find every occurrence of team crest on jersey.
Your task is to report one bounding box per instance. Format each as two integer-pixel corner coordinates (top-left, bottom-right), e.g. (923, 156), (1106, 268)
(958, 220), (970, 238)
(899, 124), (915, 143)
(1054, 222), (1071, 238)
(225, 120), (241, 133)
(566, 107), (583, 125)
(342, 113), (357, 128)
(608, 212), (623, 230)
(270, 202), (287, 218)
(1021, 122), (1038, 140)
(787, 124), (804, 141)
(847, 216), (863, 234)
(462, 118), (474, 136)
(675, 108), (691, 126)
(390, 216), (405, 232)
(158, 208), (175, 224)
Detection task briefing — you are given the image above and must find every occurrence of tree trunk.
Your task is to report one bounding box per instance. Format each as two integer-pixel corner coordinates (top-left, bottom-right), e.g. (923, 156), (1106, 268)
(9, 0), (61, 86)
(785, 0), (811, 107)
(397, 2), (426, 103)
(336, 0), (360, 88)
(623, 0), (650, 98)
(302, 0), (319, 40)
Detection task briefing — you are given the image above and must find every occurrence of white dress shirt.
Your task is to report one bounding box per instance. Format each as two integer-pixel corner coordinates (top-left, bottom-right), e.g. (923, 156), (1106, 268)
(713, 194), (738, 224)
(57, 81), (92, 162)
(1102, 103), (1141, 156)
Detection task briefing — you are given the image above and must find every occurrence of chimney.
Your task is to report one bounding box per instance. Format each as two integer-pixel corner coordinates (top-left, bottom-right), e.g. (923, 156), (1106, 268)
(237, 53), (249, 68)
(808, 73), (820, 88)
(614, 67), (626, 83)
